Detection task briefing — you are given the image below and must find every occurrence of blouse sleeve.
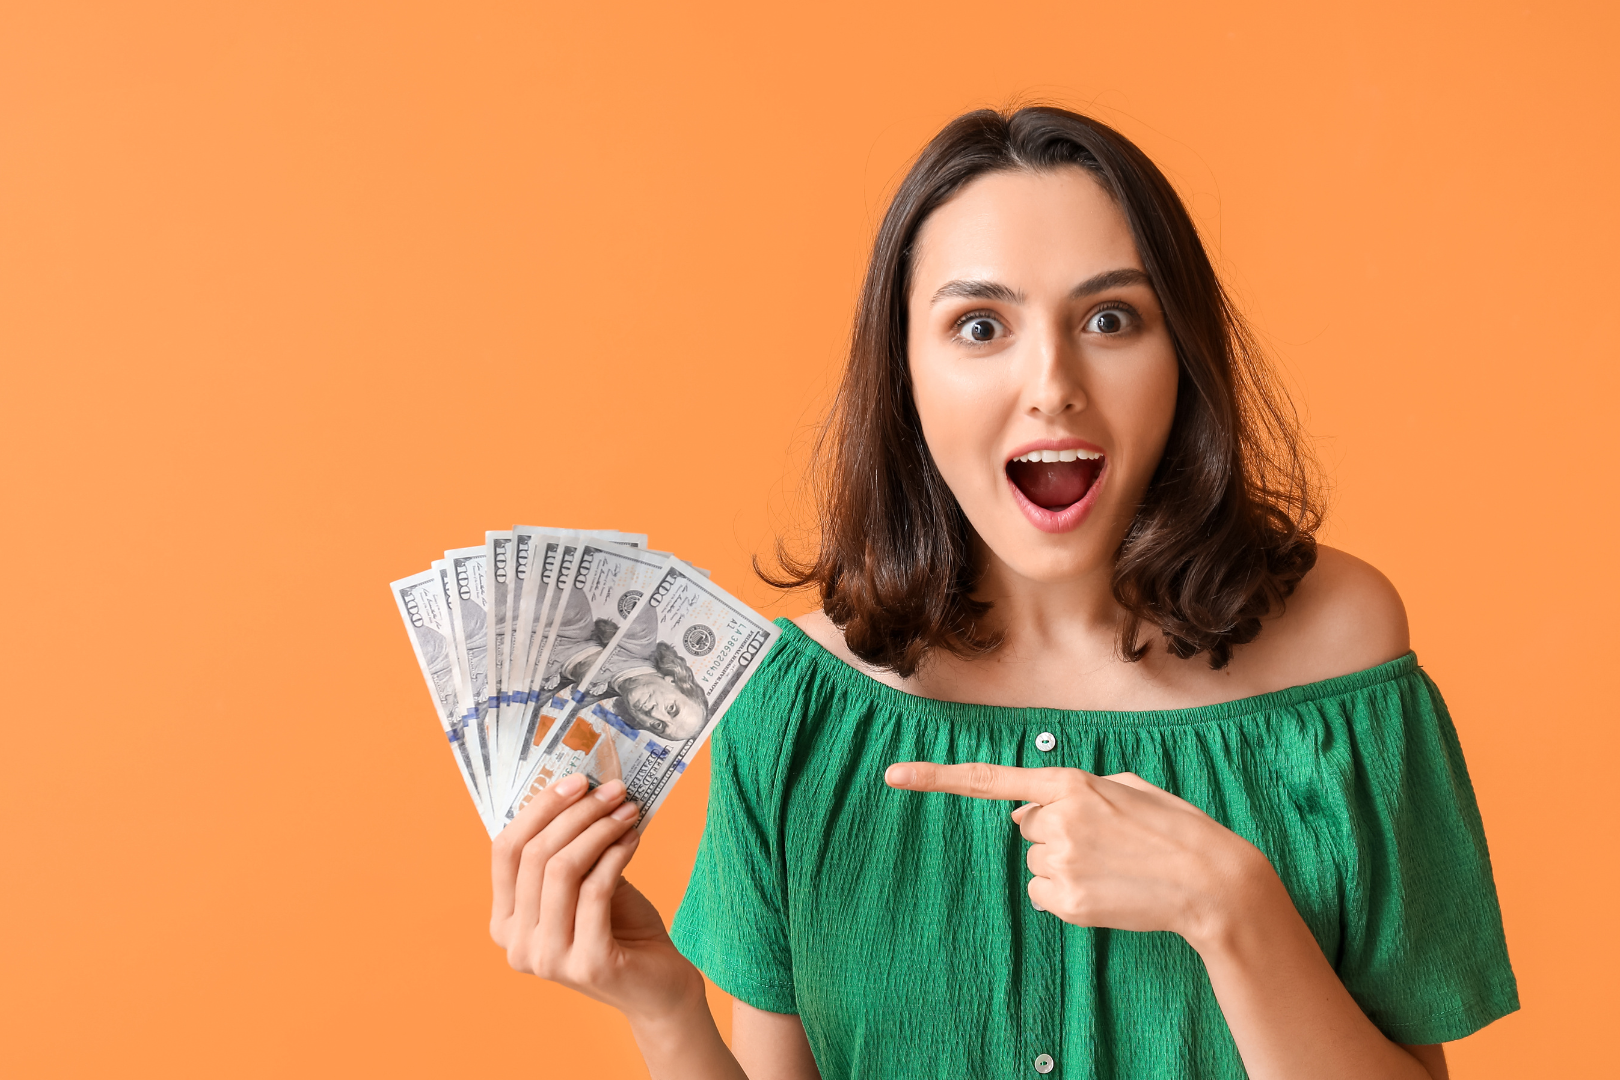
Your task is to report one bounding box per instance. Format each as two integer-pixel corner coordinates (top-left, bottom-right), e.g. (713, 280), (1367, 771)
(1330, 666), (1520, 1044)
(670, 641), (801, 1014)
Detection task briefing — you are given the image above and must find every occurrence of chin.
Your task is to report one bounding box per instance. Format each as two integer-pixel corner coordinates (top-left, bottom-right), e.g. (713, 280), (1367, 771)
(972, 501), (1127, 586)
(1001, 551), (1109, 586)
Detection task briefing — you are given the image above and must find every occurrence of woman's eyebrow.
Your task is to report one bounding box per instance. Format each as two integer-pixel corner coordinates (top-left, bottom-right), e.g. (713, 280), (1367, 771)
(1070, 268), (1151, 298)
(929, 269), (1150, 306)
(930, 279), (1024, 305)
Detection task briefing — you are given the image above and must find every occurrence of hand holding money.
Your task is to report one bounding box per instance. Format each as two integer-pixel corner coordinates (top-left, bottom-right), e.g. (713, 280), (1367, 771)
(490, 774), (699, 1010)
(488, 769), (748, 1076)
(390, 526), (780, 838)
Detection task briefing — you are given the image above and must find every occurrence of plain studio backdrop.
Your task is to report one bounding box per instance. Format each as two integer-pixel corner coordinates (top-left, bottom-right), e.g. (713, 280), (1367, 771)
(2, 2), (1615, 1076)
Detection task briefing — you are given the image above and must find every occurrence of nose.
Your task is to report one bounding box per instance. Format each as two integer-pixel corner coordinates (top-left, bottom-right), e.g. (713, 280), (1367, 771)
(1023, 317), (1087, 417)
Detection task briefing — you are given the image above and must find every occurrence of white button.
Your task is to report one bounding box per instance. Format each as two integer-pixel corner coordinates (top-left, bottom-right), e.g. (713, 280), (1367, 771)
(1034, 1053), (1054, 1073)
(1035, 731), (1056, 752)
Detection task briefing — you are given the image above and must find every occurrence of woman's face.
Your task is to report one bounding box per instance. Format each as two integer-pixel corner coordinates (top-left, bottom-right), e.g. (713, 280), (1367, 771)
(618, 672), (706, 740)
(907, 167), (1180, 586)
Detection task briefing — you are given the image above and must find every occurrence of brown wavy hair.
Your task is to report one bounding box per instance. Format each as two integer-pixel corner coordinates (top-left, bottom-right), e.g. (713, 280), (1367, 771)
(767, 106), (1320, 676)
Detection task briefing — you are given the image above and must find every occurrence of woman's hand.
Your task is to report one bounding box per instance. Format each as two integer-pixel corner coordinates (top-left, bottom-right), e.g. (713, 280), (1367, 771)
(489, 773), (704, 1023)
(882, 763), (1269, 946)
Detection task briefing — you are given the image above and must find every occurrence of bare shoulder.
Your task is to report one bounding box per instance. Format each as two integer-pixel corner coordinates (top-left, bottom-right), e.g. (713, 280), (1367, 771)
(790, 610), (908, 691)
(1245, 545), (1411, 685)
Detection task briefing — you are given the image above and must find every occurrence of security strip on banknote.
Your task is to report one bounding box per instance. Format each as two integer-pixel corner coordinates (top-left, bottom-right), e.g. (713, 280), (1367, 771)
(391, 527), (776, 839)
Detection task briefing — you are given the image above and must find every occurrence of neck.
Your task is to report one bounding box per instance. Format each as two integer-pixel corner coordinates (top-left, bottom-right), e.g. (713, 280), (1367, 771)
(972, 548), (1126, 658)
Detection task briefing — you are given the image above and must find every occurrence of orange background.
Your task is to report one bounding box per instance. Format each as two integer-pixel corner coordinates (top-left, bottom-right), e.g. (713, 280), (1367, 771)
(2, 2), (1615, 1076)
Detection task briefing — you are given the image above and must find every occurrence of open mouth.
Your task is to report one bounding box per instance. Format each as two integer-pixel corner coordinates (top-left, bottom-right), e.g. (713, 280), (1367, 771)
(1006, 447), (1105, 512)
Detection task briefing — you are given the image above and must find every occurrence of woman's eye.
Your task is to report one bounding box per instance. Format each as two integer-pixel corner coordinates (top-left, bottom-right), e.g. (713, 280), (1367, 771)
(1086, 308), (1132, 334)
(957, 316), (1004, 344)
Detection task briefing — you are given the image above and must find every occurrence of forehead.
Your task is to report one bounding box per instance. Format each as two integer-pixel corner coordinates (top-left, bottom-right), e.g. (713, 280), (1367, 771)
(910, 168), (1141, 292)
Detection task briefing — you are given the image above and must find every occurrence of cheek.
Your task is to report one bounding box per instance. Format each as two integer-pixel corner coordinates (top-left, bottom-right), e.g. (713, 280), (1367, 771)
(1101, 348), (1179, 473)
(908, 350), (1010, 493)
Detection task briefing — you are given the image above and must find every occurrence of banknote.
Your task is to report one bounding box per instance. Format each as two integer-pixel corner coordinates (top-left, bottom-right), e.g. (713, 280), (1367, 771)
(503, 529), (535, 692)
(506, 526), (556, 691)
(492, 525), (546, 802)
(503, 529), (653, 764)
(391, 569), (497, 836)
(498, 529), (575, 794)
(505, 534), (588, 781)
(441, 547), (494, 802)
(483, 530), (515, 770)
(505, 541), (673, 806)
(495, 527), (646, 789)
(431, 559), (470, 722)
(505, 559), (780, 828)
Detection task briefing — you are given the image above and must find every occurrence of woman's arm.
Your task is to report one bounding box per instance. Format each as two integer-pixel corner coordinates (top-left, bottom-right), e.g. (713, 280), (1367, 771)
(489, 772), (749, 1080)
(886, 762), (1446, 1080)
(732, 1001), (822, 1080)
(1184, 833), (1446, 1079)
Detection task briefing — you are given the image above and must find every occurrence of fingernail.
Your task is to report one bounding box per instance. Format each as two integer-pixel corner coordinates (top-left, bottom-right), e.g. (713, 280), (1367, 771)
(593, 779), (626, 802)
(886, 765), (914, 787)
(611, 802), (639, 821)
(555, 773), (588, 797)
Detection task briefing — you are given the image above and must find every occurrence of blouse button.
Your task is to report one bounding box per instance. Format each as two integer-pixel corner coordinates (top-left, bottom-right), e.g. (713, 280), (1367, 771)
(1034, 1053), (1055, 1073)
(1035, 731), (1056, 752)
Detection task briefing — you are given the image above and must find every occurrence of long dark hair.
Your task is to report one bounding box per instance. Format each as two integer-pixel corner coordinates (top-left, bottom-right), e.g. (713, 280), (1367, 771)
(768, 106), (1319, 676)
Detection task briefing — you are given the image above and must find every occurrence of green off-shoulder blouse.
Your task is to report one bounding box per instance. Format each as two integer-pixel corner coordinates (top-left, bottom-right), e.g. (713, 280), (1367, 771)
(671, 620), (1518, 1079)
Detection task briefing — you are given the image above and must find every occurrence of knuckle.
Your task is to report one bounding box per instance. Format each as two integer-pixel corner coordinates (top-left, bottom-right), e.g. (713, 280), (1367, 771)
(543, 853), (582, 887)
(965, 762), (999, 795)
(520, 832), (557, 868)
(571, 955), (609, 987)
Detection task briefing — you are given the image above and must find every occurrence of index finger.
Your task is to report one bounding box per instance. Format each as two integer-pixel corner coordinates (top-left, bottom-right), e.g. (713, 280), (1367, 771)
(885, 762), (1076, 804)
(491, 772), (589, 919)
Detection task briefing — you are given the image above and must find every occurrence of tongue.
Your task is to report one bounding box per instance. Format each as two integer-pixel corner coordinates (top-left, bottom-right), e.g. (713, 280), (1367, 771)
(1007, 459), (1101, 511)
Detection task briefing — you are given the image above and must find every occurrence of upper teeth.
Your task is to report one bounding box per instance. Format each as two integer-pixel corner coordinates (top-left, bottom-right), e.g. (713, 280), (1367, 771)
(1012, 448), (1103, 463)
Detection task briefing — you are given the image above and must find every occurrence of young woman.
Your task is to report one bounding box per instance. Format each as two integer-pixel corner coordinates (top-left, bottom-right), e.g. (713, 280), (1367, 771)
(487, 107), (1517, 1080)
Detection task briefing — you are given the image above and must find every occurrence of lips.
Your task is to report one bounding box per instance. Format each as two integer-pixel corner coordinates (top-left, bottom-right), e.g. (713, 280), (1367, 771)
(1003, 443), (1108, 534)
(1006, 457), (1103, 510)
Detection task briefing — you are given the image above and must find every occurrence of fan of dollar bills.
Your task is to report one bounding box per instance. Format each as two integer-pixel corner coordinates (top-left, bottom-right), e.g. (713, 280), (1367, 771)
(391, 527), (781, 838)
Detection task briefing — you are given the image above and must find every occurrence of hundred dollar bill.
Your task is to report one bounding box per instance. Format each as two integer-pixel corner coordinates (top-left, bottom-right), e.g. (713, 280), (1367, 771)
(492, 525), (543, 801)
(431, 558), (473, 728)
(483, 530), (515, 772)
(441, 547), (495, 802)
(503, 533), (587, 785)
(505, 541), (672, 805)
(505, 560), (780, 829)
(496, 525), (640, 793)
(508, 529), (649, 728)
(502, 529), (535, 690)
(508, 527), (563, 700)
(499, 530), (575, 792)
(391, 569), (497, 836)
(503, 528), (642, 783)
